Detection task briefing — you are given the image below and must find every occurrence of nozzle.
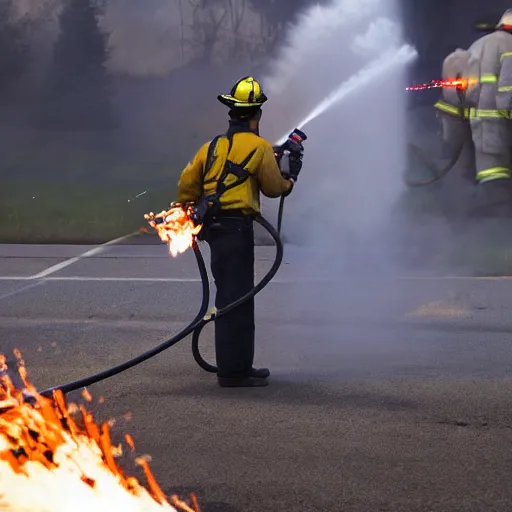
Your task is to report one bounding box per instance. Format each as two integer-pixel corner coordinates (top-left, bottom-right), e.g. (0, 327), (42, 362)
(290, 128), (307, 143)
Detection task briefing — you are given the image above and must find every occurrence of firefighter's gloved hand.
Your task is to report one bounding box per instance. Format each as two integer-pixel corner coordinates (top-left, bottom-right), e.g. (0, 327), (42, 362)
(284, 141), (304, 182)
(287, 139), (304, 155)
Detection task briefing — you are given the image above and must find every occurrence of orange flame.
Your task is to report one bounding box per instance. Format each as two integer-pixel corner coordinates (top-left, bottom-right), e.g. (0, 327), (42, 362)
(144, 204), (202, 258)
(0, 350), (200, 512)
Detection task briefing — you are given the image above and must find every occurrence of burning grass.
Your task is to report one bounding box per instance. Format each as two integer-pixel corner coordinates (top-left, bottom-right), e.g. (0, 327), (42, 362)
(0, 350), (200, 512)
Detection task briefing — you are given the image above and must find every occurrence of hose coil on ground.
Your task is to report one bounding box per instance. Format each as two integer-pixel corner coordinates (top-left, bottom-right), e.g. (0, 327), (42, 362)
(41, 196), (286, 396)
(404, 141), (464, 187)
(191, 208), (284, 373)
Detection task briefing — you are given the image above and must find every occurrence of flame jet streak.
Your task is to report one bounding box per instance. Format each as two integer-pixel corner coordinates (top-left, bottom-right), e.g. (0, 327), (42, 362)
(406, 78), (468, 91)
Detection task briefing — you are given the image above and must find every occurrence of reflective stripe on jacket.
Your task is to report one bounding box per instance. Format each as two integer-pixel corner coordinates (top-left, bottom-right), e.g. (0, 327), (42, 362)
(469, 108), (510, 118)
(434, 100), (469, 118)
(465, 30), (512, 118)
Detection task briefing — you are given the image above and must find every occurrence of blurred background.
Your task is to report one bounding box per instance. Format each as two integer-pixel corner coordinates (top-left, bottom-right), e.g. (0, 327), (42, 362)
(0, 0), (510, 259)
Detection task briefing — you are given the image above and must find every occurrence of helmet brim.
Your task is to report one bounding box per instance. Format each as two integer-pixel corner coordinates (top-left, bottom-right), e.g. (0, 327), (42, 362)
(217, 93), (268, 108)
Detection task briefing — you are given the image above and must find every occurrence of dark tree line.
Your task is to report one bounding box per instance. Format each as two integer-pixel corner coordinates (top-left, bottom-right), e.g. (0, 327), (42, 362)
(38, 0), (115, 130)
(1, 0), (327, 131)
(180, 0), (329, 64)
(0, 0), (30, 96)
(1, 0), (114, 130)
(1, 0), (507, 130)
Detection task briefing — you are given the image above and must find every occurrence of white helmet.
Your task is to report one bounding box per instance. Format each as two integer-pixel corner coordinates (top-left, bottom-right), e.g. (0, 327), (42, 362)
(496, 9), (512, 28)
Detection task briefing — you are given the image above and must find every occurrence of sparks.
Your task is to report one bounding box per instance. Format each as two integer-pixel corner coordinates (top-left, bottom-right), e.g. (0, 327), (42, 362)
(406, 77), (468, 91)
(0, 350), (201, 512)
(144, 204), (202, 258)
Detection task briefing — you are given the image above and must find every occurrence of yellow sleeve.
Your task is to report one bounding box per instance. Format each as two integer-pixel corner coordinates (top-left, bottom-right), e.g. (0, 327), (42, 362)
(176, 143), (208, 203)
(256, 143), (293, 198)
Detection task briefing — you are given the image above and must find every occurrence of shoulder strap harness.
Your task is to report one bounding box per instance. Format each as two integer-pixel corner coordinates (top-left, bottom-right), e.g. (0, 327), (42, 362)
(199, 132), (257, 214)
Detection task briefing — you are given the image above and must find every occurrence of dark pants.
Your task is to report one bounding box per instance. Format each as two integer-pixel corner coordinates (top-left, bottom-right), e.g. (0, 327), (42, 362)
(204, 212), (255, 378)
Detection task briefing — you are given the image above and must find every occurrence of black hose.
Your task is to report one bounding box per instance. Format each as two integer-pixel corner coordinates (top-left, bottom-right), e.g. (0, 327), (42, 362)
(404, 98), (467, 187)
(277, 194), (285, 235)
(40, 197), (286, 396)
(39, 241), (210, 397)
(404, 140), (464, 187)
(191, 202), (285, 373)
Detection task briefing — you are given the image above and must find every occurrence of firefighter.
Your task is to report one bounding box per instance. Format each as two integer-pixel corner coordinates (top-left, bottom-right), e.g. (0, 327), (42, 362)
(465, 9), (512, 183)
(434, 48), (471, 155)
(176, 76), (302, 387)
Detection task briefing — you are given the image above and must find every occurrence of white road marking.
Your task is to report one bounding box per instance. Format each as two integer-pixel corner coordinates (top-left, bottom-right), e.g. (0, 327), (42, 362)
(2, 233), (512, 285)
(0, 275), (511, 283)
(0, 276), (210, 283)
(1, 316), (187, 330)
(45, 276), (206, 282)
(0, 281), (44, 301)
(30, 233), (137, 279)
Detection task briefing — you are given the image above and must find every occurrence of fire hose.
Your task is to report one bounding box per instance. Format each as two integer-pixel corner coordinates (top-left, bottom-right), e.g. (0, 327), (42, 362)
(404, 76), (467, 187)
(39, 129), (305, 397)
(404, 140), (465, 187)
(40, 206), (284, 397)
(191, 211), (283, 373)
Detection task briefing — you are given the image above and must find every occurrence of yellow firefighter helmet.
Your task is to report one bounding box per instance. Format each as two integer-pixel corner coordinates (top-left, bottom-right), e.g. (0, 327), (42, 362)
(218, 76), (268, 109)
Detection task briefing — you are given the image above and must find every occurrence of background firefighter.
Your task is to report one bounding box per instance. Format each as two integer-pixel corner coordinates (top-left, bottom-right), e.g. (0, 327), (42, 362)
(465, 9), (512, 184)
(176, 76), (303, 388)
(434, 48), (472, 169)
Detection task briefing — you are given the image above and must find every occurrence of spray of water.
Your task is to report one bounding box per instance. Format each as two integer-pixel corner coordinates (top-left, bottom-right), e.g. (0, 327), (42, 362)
(276, 44), (417, 145)
(255, 1), (424, 374)
(259, 0), (417, 280)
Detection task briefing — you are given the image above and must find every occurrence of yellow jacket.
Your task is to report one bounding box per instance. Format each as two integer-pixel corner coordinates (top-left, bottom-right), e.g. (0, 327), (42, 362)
(176, 131), (292, 214)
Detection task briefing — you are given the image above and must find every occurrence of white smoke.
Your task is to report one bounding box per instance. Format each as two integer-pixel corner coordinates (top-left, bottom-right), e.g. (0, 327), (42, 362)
(260, 0), (414, 279)
(350, 18), (401, 56)
(263, 0), (388, 96)
(260, 0), (405, 146)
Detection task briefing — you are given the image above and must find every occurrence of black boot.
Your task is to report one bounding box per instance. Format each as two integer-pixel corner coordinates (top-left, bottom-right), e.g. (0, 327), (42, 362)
(217, 376), (269, 387)
(217, 368), (270, 387)
(250, 367), (270, 378)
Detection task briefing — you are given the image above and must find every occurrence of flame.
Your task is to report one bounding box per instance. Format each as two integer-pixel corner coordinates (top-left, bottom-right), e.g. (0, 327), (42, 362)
(144, 204), (202, 258)
(406, 77), (468, 91)
(0, 351), (200, 512)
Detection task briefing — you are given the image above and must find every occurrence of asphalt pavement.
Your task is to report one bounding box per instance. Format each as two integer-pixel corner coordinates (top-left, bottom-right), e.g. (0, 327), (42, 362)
(2, 234), (512, 511)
